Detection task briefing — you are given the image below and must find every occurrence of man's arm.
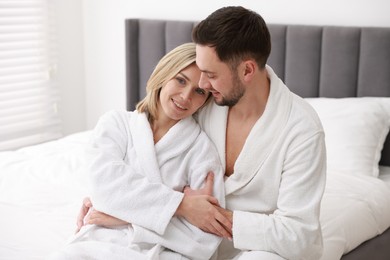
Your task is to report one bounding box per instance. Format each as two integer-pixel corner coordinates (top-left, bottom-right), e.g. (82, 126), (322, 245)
(232, 132), (326, 259)
(175, 173), (232, 239)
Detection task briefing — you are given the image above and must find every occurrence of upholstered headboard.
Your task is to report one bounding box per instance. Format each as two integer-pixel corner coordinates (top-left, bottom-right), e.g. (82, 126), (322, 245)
(124, 18), (390, 166)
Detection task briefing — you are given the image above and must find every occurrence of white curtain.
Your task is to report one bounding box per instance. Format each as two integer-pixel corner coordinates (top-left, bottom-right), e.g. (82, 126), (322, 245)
(0, 0), (61, 151)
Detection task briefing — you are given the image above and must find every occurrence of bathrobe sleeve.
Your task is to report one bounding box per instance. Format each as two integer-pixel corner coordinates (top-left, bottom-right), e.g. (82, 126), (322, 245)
(87, 110), (184, 235)
(232, 132), (326, 259)
(131, 132), (225, 260)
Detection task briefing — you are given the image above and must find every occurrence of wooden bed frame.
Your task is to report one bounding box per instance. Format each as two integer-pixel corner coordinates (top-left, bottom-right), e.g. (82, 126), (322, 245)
(124, 18), (390, 259)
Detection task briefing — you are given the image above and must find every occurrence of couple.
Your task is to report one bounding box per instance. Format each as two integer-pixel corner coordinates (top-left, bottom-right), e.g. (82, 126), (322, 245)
(52, 6), (326, 260)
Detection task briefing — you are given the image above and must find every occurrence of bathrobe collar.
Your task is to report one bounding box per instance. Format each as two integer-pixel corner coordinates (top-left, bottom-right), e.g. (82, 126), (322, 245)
(223, 66), (293, 194)
(129, 112), (201, 183)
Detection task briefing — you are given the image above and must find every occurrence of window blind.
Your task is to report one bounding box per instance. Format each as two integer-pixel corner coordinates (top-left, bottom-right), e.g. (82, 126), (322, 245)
(0, 0), (61, 151)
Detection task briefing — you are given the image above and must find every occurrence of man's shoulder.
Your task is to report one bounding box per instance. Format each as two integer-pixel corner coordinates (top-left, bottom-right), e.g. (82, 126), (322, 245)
(289, 93), (324, 132)
(196, 102), (227, 129)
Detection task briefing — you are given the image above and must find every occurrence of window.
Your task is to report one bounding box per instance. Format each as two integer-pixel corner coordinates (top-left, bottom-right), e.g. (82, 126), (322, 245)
(0, 0), (61, 151)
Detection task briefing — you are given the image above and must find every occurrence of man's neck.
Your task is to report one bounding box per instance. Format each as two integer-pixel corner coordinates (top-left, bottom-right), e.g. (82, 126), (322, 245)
(229, 70), (270, 120)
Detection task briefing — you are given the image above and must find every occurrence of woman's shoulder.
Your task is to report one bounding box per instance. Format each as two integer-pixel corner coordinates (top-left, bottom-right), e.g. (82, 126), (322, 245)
(99, 109), (142, 122)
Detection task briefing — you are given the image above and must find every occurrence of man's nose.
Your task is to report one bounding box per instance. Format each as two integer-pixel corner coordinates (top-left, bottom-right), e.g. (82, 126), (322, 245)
(199, 73), (211, 90)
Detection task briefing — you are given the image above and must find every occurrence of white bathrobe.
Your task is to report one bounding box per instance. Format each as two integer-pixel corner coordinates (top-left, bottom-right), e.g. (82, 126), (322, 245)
(198, 66), (327, 260)
(53, 110), (225, 260)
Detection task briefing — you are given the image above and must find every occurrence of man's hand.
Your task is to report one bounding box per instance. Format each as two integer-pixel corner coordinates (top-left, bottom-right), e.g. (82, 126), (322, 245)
(183, 172), (215, 196)
(178, 172), (233, 239)
(75, 197), (93, 233)
(215, 206), (233, 235)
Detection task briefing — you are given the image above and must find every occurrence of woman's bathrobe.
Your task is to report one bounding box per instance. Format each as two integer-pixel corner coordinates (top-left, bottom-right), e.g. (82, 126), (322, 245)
(198, 66), (327, 260)
(57, 110), (225, 260)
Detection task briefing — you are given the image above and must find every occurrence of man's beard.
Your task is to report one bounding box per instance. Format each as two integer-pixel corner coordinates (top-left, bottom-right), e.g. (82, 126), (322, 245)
(215, 72), (245, 107)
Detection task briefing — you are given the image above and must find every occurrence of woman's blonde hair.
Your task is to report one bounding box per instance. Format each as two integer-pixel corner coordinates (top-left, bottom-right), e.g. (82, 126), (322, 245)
(136, 42), (197, 121)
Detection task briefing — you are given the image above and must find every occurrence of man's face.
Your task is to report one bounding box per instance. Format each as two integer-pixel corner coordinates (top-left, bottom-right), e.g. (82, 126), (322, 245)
(195, 45), (245, 107)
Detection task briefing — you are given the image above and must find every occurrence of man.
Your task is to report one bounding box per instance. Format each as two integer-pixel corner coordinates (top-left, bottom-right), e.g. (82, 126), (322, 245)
(78, 6), (326, 260)
(175, 6), (326, 260)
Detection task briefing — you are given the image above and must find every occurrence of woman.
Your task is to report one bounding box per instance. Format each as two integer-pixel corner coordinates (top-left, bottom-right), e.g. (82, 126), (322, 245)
(50, 43), (225, 260)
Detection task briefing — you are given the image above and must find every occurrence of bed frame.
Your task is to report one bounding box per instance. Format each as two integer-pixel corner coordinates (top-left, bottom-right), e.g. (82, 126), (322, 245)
(124, 18), (390, 259)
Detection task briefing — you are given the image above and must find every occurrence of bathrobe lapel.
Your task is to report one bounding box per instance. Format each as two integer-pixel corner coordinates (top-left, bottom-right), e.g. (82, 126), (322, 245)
(224, 66), (293, 195)
(130, 112), (201, 183)
(129, 112), (162, 183)
(154, 116), (201, 167)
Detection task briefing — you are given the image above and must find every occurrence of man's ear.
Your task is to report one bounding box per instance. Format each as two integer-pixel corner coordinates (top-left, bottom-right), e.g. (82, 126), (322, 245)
(242, 60), (256, 81)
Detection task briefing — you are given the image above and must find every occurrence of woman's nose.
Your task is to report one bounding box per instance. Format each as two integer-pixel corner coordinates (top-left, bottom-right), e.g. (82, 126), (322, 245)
(181, 87), (192, 101)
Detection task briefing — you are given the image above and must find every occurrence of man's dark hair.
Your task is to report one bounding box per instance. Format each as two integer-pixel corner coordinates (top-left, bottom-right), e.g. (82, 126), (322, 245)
(192, 6), (271, 69)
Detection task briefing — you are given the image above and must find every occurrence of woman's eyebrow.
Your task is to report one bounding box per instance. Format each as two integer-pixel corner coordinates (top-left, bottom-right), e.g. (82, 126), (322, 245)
(178, 72), (190, 81)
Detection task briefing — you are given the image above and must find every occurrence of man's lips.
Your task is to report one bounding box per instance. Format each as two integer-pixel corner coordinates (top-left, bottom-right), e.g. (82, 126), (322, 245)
(210, 91), (220, 97)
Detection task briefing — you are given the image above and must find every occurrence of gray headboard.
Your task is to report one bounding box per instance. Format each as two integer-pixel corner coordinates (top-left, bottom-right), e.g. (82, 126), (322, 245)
(124, 18), (390, 166)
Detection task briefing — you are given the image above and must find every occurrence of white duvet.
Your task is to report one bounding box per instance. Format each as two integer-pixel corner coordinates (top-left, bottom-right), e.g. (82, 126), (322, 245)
(0, 131), (390, 260)
(0, 132), (90, 260)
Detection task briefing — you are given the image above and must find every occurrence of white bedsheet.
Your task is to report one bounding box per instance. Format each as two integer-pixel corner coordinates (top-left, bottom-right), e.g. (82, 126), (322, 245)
(0, 131), (90, 260)
(0, 131), (390, 260)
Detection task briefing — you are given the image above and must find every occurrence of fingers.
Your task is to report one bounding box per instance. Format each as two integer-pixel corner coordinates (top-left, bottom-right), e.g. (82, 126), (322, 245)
(206, 196), (220, 207)
(203, 198), (232, 239)
(76, 204), (88, 229)
(204, 209), (232, 239)
(211, 218), (232, 239)
(83, 197), (93, 207)
(183, 185), (191, 195)
(215, 212), (233, 237)
(210, 203), (233, 239)
(204, 172), (214, 196)
(86, 210), (128, 227)
(86, 209), (99, 225)
(75, 197), (93, 233)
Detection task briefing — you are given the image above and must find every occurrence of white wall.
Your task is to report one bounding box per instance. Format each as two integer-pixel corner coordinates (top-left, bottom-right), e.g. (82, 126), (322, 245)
(55, 0), (86, 135)
(66, 0), (390, 131)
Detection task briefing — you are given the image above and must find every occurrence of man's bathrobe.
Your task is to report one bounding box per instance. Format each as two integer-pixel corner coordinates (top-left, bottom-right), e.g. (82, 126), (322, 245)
(54, 110), (225, 260)
(198, 66), (327, 260)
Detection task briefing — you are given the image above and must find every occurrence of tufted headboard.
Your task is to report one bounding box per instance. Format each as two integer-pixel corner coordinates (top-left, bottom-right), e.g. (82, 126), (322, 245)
(124, 18), (390, 166)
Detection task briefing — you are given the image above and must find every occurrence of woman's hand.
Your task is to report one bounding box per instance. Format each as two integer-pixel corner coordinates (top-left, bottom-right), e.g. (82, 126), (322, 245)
(84, 209), (128, 228)
(75, 197), (93, 233)
(75, 197), (128, 233)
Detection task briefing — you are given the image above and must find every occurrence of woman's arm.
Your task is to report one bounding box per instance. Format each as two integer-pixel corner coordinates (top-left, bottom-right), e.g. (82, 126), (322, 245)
(129, 135), (230, 259)
(86, 110), (184, 235)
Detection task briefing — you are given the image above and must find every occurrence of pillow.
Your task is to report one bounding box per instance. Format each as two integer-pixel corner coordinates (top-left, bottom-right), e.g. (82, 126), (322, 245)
(305, 97), (390, 177)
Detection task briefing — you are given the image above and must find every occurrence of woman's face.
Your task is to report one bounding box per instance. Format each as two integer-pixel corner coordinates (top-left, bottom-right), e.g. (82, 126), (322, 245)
(158, 64), (208, 122)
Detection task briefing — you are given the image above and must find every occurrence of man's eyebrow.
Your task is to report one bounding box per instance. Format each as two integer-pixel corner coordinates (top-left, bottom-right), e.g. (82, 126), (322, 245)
(200, 69), (214, 74)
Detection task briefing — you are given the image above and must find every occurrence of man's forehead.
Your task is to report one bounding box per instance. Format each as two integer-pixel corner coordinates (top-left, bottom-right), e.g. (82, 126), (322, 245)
(195, 45), (220, 70)
(196, 44), (216, 57)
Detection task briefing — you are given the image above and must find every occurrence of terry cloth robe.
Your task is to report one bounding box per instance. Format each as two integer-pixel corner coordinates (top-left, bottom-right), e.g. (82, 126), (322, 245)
(198, 66), (327, 260)
(54, 110), (225, 260)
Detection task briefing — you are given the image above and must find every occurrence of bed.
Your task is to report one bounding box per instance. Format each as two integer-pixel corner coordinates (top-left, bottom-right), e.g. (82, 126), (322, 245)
(1, 18), (390, 260)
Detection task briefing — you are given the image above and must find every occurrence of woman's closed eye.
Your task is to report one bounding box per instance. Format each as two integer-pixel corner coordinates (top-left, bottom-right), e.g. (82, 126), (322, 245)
(176, 76), (186, 85)
(195, 88), (206, 95)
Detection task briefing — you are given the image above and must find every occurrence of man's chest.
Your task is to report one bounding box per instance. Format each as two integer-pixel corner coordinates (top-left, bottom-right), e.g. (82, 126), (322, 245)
(225, 120), (253, 176)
